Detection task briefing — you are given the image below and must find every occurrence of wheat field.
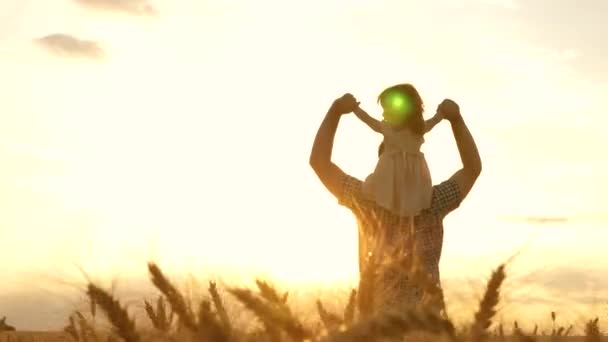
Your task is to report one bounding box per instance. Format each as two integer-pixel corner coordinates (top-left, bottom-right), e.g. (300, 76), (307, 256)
(1, 260), (605, 342)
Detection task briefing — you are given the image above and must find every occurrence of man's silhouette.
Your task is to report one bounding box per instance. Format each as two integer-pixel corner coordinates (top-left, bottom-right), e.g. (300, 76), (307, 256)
(309, 87), (481, 314)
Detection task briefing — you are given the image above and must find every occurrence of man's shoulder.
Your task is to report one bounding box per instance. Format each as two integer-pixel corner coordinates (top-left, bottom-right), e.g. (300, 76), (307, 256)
(430, 179), (463, 218)
(337, 174), (463, 219)
(431, 178), (460, 195)
(337, 174), (364, 208)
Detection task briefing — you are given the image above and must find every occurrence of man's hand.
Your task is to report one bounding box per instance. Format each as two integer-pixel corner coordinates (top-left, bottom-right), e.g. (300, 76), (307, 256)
(437, 99), (461, 122)
(330, 93), (360, 115)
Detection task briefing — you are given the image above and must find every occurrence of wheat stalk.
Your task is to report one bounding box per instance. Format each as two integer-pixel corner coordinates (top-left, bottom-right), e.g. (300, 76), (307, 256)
(357, 254), (377, 320)
(197, 300), (230, 342)
(63, 315), (79, 341)
(343, 289), (357, 325)
(86, 284), (140, 342)
(469, 263), (506, 342)
(144, 300), (160, 330)
(228, 287), (312, 341)
(324, 309), (456, 342)
(90, 298), (97, 319)
(75, 311), (98, 342)
(209, 281), (232, 332)
(147, 262), (197, 331)
(281, 292), (289, 304)
(317, 300), (343, 332)
(585, 317), (600, 342)
(255, 280), (288, 306)
(145, 296), (172, 332)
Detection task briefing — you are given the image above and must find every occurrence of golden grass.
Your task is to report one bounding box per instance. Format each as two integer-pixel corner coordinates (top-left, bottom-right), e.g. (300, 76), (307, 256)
(209, 281), (231, 333)
(1, 260), (605, 342)
(80, 261), (590, 342)
(470, 264), (506, 342)
(585, 318), (600, 342)
(343, 289), (357, 326)
(316, 299), (343, 332)
(147, 262), (197, 332)
(144, 296), (173, 333)
(326, 310), (457, 342)
(87, 284), (140, 342)
(228, 287), (311, 341)
(196, 300), (230, 342)
(0, 332), (73, 342)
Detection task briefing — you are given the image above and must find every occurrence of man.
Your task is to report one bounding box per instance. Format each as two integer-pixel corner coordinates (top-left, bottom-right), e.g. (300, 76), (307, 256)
(309, 88), (482, 313)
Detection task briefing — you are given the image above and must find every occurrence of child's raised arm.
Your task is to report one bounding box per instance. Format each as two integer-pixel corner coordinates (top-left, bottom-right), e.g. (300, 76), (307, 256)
(424, 112), (444, 133)
(353, 106), (383, 133)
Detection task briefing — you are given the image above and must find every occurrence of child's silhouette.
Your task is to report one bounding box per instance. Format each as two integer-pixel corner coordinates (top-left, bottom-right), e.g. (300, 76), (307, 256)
(353, 84), (443, 218)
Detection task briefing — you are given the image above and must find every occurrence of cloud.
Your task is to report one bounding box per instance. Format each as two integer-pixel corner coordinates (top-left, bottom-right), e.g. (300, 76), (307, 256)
(515, 267), (608, 293)
(73, 0), (158, 16)
(500, 266), (608, 312)
(442, 265), (608, 325)
(438, 0), (520, 10)
(34, 34), (105, 59)
(477, 0), (519, 9)
(504, 216), (570, 224)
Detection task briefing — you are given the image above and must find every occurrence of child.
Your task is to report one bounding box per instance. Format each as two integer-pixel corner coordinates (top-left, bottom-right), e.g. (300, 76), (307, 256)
(353, 85), (443, 218)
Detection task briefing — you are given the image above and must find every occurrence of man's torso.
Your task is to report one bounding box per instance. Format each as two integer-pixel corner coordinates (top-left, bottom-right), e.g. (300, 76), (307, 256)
(337, 174), (462, 312)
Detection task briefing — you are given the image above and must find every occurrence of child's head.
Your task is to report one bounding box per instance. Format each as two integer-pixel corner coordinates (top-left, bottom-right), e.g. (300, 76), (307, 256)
(377, 83), (425, 135)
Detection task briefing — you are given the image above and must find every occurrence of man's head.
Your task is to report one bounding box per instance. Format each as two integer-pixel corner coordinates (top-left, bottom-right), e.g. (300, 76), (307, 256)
(377, 83), (425, 134)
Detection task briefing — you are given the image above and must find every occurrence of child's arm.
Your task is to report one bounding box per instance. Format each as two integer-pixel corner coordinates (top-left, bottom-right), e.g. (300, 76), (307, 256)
(424, 112), (444, 133)
(353, 106), (383, 133)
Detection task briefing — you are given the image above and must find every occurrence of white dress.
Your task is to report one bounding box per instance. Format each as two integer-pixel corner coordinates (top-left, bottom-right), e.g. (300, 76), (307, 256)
(362, 123), (433, 217)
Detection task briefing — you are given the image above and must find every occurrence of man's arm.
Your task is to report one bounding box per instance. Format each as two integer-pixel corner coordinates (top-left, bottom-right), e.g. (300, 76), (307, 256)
(309, 94), (358, 198)
(440, 100), (482, 200)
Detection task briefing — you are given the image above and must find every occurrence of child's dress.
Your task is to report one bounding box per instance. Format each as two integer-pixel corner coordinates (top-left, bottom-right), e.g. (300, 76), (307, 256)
(362, 122), (433, 217)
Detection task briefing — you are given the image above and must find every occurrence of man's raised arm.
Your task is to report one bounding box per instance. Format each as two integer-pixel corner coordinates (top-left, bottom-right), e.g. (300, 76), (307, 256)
(309, 94), (359, 198)
(439, 99), (482, 199)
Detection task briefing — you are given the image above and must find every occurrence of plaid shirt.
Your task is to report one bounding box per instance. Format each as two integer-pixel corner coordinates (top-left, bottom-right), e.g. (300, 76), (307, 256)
(337, 174), (462, 312)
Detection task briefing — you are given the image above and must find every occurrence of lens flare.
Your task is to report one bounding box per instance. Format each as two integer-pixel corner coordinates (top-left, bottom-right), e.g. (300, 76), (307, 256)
(382, 91), (413, 125)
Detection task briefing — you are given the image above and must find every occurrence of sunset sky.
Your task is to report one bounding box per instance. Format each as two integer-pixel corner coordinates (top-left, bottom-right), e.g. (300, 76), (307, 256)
(1, 0), (607, 330)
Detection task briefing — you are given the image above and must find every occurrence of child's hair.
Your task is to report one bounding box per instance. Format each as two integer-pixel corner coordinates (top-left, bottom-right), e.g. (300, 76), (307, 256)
(377, 83), (425, 135)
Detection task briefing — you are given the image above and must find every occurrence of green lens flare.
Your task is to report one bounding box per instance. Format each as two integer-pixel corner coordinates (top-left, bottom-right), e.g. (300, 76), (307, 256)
(391, 96), (405, 108)
(382, 91), (413, 125)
